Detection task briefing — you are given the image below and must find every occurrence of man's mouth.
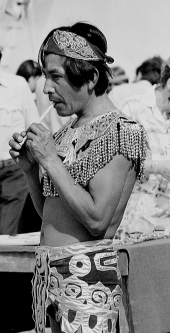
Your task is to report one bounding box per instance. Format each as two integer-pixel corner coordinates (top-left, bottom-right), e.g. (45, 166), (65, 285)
(53, 101), (62, 107)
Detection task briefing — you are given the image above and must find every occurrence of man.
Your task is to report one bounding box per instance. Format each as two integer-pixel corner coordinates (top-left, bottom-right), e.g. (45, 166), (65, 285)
(9, 22), (146, 333)
(0, 46), (40, 235)
(120, 57), (170, 232)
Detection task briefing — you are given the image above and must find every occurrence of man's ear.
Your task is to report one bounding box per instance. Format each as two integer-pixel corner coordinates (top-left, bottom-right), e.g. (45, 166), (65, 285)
(88, 69), (99, 91)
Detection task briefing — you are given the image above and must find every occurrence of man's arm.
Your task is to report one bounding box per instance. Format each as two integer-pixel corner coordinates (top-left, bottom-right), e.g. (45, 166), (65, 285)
(17, 79), (45, 216)
(25, 164), (45, 218)
(45, 153), (136, 236)
(9, 130), (45, 218)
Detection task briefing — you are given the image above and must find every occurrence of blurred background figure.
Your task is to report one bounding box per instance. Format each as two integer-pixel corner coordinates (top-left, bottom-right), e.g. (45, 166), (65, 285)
(0, 47), (40, 235)
(16, 59), (42, 102)
(135, 55), (164, 85)
(108, 55), (164, 110)
(119, 57), (170, 233)
(106, 65), (129, 94)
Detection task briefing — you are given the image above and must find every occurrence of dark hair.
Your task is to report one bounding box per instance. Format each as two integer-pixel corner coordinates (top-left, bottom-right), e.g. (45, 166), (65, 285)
(160, 58), (170, 88)
(39, 22), (111, 96)
(16, 60), (42, 82)
(110, 66), (129, 84)
(136, 56), (163, 85)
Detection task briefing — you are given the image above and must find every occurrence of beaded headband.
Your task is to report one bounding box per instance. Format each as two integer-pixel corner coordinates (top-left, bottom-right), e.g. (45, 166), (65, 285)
(40, 30), (114, 65)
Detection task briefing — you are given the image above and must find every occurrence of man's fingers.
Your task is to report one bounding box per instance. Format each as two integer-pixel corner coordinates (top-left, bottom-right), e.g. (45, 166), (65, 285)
(9, 139), (22, 150)
(9, 149), (20, 158)
(19, 135), (28, 147)
(12, 132), (26, 143)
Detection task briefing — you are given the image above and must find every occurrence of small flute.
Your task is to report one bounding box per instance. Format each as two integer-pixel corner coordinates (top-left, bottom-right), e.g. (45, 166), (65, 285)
(20, 103), (54, 146)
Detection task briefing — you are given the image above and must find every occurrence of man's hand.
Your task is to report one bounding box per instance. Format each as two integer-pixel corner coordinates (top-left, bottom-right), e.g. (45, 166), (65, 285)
(9, 131), (37, 173)
(24, 123), (58, 169)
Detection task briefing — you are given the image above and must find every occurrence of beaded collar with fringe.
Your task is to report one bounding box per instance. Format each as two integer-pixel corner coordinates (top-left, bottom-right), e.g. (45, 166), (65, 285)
(43, 109), (147, 197)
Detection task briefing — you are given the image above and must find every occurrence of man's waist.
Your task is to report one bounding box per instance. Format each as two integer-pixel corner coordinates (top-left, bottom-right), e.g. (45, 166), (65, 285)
(0, 158), (16, 169)
(35, 239), (116, 261)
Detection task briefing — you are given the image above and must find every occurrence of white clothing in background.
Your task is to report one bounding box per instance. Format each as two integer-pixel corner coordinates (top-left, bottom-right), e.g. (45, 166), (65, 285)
(0, 69), (39, 160)
(108, 80), (152, 110)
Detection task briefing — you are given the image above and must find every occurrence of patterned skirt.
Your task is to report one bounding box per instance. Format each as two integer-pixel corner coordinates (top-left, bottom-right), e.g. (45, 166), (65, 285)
(32, 239), (128, 333)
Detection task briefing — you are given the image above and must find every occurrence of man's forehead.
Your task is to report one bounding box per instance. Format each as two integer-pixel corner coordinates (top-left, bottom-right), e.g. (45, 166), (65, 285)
(44, 54), (65, 73)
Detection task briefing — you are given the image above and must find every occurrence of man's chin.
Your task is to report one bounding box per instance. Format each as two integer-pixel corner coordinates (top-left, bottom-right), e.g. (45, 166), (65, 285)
(54, 103), (63, 111)
(54, 105), (67, 117)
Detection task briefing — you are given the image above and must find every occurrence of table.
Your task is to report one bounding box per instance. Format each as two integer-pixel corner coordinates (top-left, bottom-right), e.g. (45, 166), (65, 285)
(0, 245), (36, 272)
(118, 237), (170, 333)
(1, 239), (170, 333)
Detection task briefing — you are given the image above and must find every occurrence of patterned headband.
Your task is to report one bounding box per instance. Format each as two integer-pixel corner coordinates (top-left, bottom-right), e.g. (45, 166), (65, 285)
(40, 30), (114, 64)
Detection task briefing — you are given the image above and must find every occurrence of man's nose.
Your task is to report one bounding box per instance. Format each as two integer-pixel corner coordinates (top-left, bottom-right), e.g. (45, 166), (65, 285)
(43, 79), (55, 95)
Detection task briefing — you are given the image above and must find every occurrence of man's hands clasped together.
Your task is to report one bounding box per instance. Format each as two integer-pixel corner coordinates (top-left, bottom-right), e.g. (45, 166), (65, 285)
(9, 123), (57, 173)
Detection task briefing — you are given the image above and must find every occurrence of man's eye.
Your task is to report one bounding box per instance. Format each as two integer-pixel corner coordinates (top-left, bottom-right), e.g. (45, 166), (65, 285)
(53, 75), (60, 80)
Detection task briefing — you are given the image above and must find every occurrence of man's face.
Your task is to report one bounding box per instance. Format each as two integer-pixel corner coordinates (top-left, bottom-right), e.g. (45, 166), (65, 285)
(43, 54), (90, 117)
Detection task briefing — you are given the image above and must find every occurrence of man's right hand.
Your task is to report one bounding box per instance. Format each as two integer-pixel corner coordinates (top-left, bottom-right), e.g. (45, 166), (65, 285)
(9, 131), (37, 173)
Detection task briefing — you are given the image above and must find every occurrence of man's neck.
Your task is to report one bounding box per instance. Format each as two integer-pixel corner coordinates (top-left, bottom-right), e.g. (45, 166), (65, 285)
(74, 93), (115, 128)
